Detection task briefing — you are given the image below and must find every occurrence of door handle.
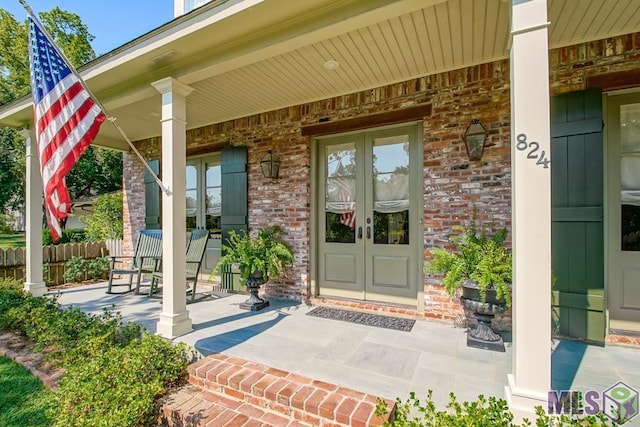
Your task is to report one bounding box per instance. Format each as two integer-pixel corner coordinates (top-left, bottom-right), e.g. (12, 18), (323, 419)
(357, 226), (363, 239)
(366, 226), (371, 239)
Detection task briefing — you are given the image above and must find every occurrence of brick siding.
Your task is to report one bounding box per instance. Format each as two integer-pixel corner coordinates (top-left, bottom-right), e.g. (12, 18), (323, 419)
(122, 152), (146, 256)
(121, 32), (640, 325)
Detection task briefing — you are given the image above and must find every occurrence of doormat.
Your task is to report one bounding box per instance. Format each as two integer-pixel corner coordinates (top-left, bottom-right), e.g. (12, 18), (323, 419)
(306, 307), (415, 332)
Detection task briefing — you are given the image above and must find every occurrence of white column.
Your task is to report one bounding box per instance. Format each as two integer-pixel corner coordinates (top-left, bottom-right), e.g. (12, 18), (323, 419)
(19, 128), (47, 297)
(505, 0), (552, 421)
(151, 77), (193, 338)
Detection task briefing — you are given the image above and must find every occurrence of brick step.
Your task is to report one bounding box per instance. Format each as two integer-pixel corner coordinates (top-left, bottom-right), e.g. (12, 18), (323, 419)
(160, 353), (396, 427)
(160, 384), (306, 426)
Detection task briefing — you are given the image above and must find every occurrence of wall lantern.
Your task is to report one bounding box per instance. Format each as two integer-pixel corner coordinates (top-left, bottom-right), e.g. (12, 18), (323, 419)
(463, 119), (488, 161)
(260, 150), (280, 179)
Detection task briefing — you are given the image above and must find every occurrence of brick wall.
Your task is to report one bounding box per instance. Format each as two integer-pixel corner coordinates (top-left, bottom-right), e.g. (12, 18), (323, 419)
(550, 33), (640, 95)
(122, 138), (162, 256)
(420, 60), (511, 321)
(123, 32), (640, 325)
(122, 152), (146, 256)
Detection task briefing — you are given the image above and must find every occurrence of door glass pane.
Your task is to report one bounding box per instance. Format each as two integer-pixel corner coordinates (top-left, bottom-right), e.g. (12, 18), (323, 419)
(205, 163), (221, 233)
(325, 143), (356, 243)
(620, 103), (640, 251)
(186, 165), (198, 231)
(372, 135), (409, 245)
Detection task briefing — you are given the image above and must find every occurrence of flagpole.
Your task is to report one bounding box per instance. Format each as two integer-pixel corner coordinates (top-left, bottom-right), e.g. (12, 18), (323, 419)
(18, 0), (171, 196)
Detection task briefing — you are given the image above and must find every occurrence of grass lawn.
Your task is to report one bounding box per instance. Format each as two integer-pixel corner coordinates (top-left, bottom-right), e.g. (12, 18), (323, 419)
(0, 356), (51, 427)
(0, 233), (25, 248)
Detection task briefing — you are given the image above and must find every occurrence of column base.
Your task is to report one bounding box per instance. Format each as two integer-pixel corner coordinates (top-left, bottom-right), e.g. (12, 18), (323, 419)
(156, 310), (193, 339)
(24, 281), (47, 297)
(505, 374), (549, 423)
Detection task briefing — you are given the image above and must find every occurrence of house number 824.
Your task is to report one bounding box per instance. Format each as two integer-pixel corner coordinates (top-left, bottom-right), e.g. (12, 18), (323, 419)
(516, 133), (550, 168)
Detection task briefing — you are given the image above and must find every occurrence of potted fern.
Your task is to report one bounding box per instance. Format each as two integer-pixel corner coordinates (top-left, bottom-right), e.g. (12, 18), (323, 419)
(214, 225), (294, 310)
(425, 225), (512, 306)
(424, 210), (512, 351)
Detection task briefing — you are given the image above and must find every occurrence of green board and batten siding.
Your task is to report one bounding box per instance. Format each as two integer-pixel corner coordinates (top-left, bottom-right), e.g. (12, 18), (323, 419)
(551, 88), (606, 345)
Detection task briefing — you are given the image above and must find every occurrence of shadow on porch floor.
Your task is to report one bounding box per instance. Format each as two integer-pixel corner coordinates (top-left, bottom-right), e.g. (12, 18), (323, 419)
(53, 281), (640, 411)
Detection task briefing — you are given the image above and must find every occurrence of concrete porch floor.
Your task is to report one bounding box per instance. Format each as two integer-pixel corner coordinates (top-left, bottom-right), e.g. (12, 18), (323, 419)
(53, 281), (640, 413)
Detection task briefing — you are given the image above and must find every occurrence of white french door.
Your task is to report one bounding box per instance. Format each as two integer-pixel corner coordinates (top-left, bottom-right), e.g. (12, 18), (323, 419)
(186, 154), (221, 275)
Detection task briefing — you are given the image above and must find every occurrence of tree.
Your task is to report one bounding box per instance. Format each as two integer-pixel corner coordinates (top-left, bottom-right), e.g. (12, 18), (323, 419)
(0, 7), (95, 104)
(84, 192), (123, 241)
(67, 146), (123, 199)
(0, 7), (122, 214)
(0, 127), (24, 212)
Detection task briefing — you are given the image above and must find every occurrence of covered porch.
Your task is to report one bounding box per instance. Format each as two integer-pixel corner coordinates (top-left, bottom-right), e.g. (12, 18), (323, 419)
(53, 281), (640, 411)
(1, 0), (640, 420)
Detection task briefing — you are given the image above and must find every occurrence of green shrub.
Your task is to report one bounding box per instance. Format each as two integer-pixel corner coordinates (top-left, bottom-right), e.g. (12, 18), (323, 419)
(51, 334), (189, 427)
(0, 215), (12, 234)
(63, 257), (86, 283)
(376, 391), (615, 426)
(0, 279), (190, 427)
(42, 263), (52, 286)
(86, 257), (110, 280)
(0, 278), (26, 326)
(63, 256), (110, 283)
(42, 228), (87, 245)
(84, 192), (123, 241)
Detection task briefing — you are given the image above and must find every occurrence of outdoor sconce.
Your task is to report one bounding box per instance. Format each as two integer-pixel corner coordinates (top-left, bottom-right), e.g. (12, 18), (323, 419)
(260, 150), (280, 179)
(463, 119), (488, 161)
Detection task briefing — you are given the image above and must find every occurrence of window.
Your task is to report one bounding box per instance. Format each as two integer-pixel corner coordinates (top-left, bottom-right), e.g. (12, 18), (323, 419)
(186, 155), (221, 233)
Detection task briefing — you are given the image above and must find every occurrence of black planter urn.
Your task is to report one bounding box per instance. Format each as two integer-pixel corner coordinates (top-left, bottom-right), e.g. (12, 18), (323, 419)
(459, 280), (508, 352)
(239, 271), (270, 311)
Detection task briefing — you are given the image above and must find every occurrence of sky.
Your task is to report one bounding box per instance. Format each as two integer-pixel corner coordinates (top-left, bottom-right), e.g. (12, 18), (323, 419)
(1, 0), (174, 56)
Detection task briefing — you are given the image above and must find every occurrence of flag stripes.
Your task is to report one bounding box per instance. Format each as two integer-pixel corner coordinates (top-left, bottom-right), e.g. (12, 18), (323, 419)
(332, 176), (356, 229)
(28, 16), (105, 240)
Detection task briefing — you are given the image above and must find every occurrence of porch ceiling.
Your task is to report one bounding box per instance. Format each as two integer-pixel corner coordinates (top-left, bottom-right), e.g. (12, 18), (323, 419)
(0, 0), (637, 150)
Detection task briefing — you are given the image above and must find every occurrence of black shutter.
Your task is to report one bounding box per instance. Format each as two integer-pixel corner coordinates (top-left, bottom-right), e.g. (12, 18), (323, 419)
(144, 159), (161, 229)
(221, 146), (248, 244)
(220, 146), (248, 290)
(551, 88), (605, 345)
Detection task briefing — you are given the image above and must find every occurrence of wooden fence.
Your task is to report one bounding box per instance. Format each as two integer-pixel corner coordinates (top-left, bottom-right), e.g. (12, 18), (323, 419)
(0, 241), (109, 286)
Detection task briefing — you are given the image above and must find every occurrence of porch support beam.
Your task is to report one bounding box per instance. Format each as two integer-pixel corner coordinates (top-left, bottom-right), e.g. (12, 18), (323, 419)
(301, 104), (432, 137)
(19, 128), (47, 297)
(151, 77), (194, 339)
(505, 0), (552, 421)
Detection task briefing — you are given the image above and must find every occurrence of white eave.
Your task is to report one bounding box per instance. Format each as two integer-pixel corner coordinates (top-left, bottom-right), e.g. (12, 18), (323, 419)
(0, 0), (637, 150)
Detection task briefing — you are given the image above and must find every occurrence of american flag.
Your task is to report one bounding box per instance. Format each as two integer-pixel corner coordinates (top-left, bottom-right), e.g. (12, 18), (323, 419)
(333, 176), (356, 229)
(28, 17), (106, 241)
(340, 211), (356, 228)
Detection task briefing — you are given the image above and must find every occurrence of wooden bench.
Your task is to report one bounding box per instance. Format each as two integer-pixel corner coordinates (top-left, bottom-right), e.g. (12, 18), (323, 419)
(106, 230), (162, 294)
